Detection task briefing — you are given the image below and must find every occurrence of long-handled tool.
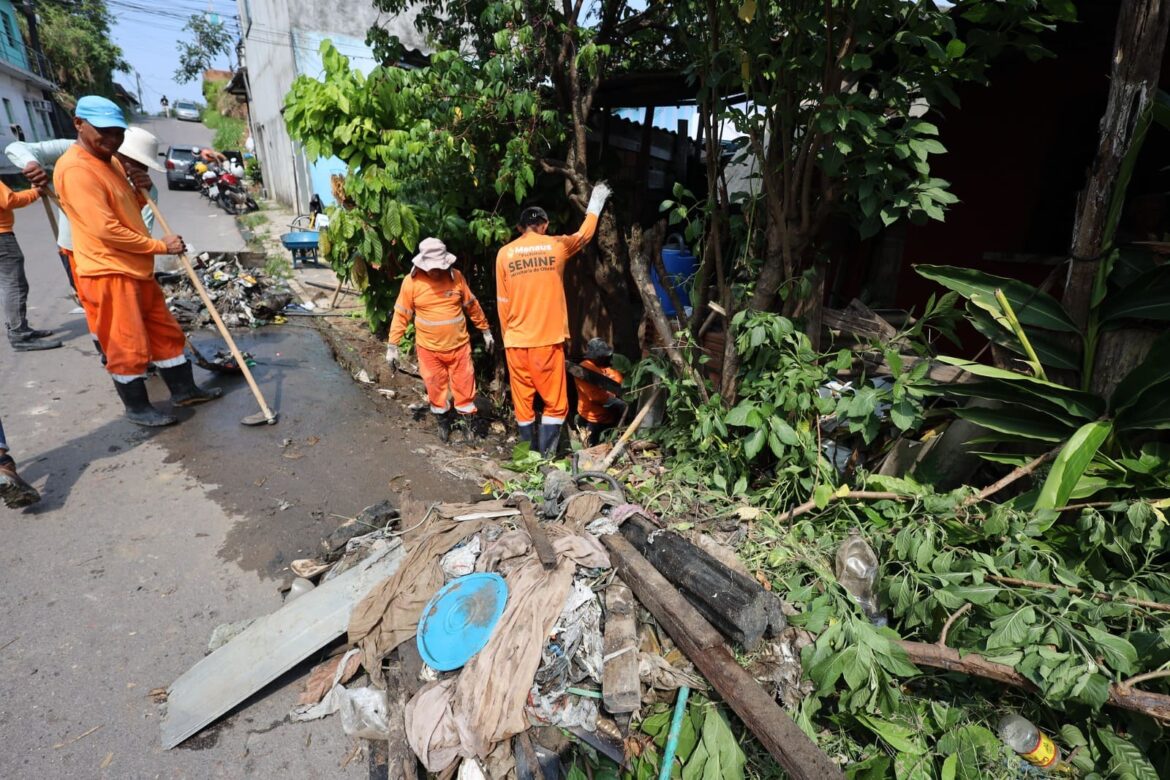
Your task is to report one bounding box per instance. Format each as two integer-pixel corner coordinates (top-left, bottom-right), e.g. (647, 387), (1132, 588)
(144, 194), (279, 426)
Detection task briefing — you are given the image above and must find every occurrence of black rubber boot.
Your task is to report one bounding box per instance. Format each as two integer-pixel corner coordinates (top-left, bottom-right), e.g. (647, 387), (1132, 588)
(538, 423), (562, 459)
(469, 415), (489, 440)
(159, 361), (223, 407)
(113, 379), (177, 427)
(517, 423), (534, 447)
(435, 411), (453, 443)
(0, 454), (40, 509)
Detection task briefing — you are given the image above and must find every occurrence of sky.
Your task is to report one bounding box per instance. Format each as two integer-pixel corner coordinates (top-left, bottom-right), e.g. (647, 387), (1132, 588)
(105, 0), (241, 109)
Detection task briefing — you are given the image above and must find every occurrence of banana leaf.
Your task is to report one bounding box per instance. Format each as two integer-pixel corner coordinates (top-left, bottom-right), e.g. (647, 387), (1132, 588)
(915, 265), (1078, 333)
(934, 357), (1104, 419)
(926, 382), (1092, 427)
(966, 305), (1081, 371)
(1035, 420), (1113, 510)
(954, 405), (1074, 443)
(1109, 331), (1170, 414)
(1099, 264), (1170, 325)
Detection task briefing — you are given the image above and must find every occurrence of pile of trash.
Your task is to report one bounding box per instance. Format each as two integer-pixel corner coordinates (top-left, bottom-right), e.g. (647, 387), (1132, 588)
(157, 471), (833, 777)
(160, 252), (293, 329)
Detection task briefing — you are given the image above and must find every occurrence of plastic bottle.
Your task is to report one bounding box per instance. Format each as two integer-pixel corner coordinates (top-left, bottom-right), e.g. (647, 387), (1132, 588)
(998, 713), (1061, 770)
(835, 529), (883, 623)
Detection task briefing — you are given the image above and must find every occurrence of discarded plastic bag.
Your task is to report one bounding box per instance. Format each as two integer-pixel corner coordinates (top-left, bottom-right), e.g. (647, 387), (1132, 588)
(339, 686), (391, 740)
(290, 646), (391, 741)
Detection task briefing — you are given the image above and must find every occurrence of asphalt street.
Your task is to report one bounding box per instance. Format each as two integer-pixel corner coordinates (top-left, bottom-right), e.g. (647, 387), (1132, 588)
(0, 118), (465, 778)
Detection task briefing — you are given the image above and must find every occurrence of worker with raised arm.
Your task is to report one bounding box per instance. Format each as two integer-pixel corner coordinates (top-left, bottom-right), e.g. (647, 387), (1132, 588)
(387, 238), (494, 442)
(53, 96), (222, 428)
(495, 182), (612, 456)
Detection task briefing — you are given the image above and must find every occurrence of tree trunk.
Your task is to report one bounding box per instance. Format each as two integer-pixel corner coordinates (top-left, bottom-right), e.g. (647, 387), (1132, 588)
(1062, 0), (1170, 327)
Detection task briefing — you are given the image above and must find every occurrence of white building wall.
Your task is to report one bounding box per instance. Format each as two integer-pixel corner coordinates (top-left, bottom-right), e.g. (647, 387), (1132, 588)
(237, 0), (424, 210)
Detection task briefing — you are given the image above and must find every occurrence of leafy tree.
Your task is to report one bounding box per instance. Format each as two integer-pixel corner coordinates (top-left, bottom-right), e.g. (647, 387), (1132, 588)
(174, 14), (233, 84)
(33, 0), (128, 105)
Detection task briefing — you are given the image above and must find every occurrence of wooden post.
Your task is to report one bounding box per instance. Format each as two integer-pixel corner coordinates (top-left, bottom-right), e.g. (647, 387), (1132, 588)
(602, 583), (641, 714)
(1063, 0), (1170, 327)
(601, 534), (844, 779)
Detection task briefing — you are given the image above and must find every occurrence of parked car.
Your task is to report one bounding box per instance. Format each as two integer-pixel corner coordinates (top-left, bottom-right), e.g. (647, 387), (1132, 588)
(163, 145), (198, 190)
(174, 100), (201, 121)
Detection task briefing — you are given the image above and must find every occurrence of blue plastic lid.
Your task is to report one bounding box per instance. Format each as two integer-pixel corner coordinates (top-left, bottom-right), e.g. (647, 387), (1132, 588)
(417, 573), (509, 671)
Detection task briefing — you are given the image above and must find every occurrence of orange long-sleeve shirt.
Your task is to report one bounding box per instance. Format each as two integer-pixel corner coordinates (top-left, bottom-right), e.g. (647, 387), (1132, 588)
(575, 359), (623, 423)
(388, 268), (489, 352)
(0, 181), (40, 233)
(53, 144), (166, 280)
(495, 213), (598, 349)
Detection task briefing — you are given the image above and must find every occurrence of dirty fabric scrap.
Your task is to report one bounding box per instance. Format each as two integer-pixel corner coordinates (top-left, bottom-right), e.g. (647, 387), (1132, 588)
(349, 518), (488, 675)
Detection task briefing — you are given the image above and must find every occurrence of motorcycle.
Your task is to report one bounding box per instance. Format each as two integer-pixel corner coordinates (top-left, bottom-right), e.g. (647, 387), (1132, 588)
(216, 165), (258, 214)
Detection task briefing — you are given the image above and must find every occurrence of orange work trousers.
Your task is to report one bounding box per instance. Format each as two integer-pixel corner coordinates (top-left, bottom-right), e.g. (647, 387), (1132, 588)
(417, 343), (477, 415)
(74, 273), (186, 380)
(505, 344), (568, 425)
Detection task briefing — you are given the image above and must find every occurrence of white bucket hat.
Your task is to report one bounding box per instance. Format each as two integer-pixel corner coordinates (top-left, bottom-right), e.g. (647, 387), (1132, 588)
(118, 126), (166, 172)
(411, 237), (457, 272)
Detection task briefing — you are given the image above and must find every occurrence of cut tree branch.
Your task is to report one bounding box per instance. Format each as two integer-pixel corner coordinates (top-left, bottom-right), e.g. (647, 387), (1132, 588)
(899, 641), (1170, 723)
(964, 448), (1060, 506)
(986, 575), (1170, 613)
(781, 490), (907, 523)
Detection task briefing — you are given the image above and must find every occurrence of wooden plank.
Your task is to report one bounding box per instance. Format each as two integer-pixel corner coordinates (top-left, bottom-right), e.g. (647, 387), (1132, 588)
(382, 646), (420, 780)
(601, 534), (844, 780)
(621, 515), (783, 650)
(161, 541), (406, 749)
(517, 497), (558, 570)
(602, 583), (641, 714)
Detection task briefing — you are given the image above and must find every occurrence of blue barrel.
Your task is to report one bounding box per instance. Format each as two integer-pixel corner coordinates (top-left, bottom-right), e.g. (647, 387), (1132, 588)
(651, 234), (698, 316)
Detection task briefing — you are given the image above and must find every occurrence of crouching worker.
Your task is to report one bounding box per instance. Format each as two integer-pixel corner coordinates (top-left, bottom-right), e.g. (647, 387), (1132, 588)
(574, 338), (627, 446)
(386, 238), (494, 442)
(54, 96), (222, 427)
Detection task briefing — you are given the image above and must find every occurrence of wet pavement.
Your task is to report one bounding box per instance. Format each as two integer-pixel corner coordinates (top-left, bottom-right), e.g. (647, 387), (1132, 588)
(0, 130), (472, 777)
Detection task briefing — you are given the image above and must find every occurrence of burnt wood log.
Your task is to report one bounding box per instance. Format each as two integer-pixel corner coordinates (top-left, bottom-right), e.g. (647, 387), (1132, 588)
(602, 534), (843, 779)
(620, 515), (785, 650)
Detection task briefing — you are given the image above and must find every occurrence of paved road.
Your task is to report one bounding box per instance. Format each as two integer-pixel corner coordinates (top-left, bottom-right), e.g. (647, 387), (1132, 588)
(0, 127), (468, 778)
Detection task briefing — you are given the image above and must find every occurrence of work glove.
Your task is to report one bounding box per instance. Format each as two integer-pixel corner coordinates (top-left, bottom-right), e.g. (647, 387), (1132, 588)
(586, 182), (612, 215)
(386, 344), (399, 366)
(482, 330), (495, 352)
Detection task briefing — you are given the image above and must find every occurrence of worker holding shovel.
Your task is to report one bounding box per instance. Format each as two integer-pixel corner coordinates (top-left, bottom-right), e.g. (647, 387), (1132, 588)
(53, 96), (221, 427)
(495, 182), (611, 457)
(386, 238), (493, 442)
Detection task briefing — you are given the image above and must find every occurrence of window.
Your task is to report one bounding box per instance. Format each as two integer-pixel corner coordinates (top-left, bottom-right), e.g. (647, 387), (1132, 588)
(23, 101), (38, 141)
(1, 14), (15, 49)
(2, 98), (14, 124)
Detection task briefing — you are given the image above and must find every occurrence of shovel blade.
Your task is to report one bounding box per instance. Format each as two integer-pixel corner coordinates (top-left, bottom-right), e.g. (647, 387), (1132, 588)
(241, 410), (278, 426)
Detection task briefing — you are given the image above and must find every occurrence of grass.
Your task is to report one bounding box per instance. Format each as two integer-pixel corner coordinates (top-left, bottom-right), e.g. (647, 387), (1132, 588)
(201, 107), (247, 150)
(264, 253), (293, 280)
(238, 211), (269, 231)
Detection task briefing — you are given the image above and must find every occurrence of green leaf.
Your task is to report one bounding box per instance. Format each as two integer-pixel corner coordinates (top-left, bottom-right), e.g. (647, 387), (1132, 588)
(915, 265), (1078, 333)
(954, 405), (1074, 443)
(1034, 421), (1113, 510)
(1097, 730), (1159, 780)
(940, 754), (957, 780)
(681, 709), (745, 780)
(1082, 625), (1137, 675)
(744, 428), (766, 459)
(856, 714), (925, 755)
(985, 605), (1036, 650)
(813, 484), (834, 509)
(931, 381), (1095, 426)
(966, 306), (1081, 371)
(1109, 331), (1170, 414)
(1100, 265), (1170, 324)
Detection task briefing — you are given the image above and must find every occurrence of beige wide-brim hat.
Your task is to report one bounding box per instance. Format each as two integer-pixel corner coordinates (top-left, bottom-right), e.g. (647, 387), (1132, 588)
(412, 237), (457, 271)
(118, 126), (166, 173)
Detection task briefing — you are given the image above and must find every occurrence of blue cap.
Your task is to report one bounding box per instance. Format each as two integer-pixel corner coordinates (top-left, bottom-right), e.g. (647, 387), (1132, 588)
(417, 573), (508, 671)
(75, 96), (127, 129)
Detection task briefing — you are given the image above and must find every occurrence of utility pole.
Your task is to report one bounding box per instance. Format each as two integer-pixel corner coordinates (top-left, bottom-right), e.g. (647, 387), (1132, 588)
(135, 70), (144, 111)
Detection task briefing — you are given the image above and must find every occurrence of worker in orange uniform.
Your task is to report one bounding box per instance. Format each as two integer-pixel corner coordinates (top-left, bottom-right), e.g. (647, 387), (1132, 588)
(574, 337), (627, 446)
(0, 167), (60, 351)
(495, 182), (611, 457)
(386, 237), (493, 443)
(53, 96), (222, 428)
